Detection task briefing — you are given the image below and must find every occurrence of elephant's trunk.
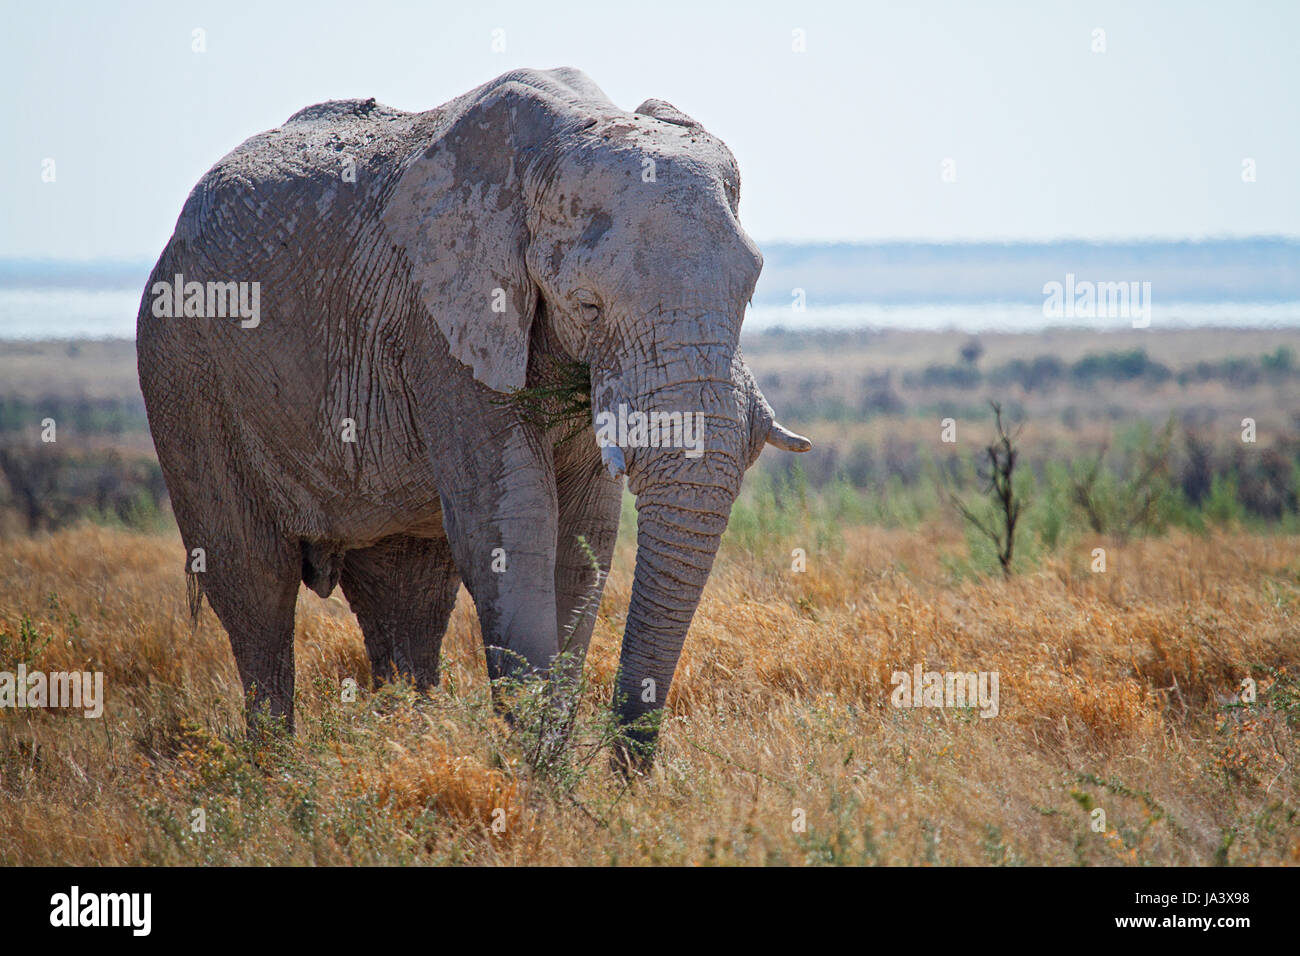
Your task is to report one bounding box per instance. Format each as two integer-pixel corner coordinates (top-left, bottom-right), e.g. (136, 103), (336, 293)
(598, 349), (748, 762)
(614, 485), (731, 756)
(589, 312), (809, 766)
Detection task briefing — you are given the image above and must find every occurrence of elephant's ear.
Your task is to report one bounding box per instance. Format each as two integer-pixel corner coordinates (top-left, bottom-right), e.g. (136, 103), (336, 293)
(634, 98), (702, 130)
(383, 82), (572, 393)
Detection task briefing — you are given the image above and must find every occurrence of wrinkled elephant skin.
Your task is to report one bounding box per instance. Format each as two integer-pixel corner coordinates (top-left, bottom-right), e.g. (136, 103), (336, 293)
(136, 68), (810, 761)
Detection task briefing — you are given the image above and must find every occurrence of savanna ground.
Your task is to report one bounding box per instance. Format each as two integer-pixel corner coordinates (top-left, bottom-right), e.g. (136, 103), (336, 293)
(1, 326), (1298, 865)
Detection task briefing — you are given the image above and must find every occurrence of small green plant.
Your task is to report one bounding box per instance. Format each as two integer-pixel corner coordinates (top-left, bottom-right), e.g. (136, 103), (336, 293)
(475, 534), (654, 797)
(0, 614), (51, 668)
(495, 358), (591, 444)
(1070, 427), (1179, 537)
(1204, 473), (1245, 526)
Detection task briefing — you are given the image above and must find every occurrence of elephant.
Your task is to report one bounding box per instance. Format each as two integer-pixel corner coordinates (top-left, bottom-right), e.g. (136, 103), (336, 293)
(136, 67), (810, 763)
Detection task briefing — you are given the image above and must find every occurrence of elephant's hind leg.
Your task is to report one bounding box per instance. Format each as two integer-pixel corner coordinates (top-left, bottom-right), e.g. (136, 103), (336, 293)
(194, 530), (301, 735)
(339, 535), (460, 691)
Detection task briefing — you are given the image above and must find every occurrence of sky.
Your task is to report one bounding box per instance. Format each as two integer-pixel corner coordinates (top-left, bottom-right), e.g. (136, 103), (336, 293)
(2, 0), (1298, 260)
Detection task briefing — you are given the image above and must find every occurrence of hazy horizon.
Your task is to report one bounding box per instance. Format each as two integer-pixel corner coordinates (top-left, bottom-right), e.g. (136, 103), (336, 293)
(3, 0), (1299, 260)
(5, 2), (1299, 337)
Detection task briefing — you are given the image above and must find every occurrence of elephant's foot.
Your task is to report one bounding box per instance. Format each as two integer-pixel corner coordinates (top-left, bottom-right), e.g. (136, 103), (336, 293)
(368, 654), (441, 695)
(609, 712), (661, 778)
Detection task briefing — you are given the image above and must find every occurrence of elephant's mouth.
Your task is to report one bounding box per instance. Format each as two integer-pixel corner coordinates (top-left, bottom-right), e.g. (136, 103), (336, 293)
(594, 404), (708, 481)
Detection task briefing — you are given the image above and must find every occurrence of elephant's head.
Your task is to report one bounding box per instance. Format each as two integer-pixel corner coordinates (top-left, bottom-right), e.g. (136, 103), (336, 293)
(384, 68), (810, 758)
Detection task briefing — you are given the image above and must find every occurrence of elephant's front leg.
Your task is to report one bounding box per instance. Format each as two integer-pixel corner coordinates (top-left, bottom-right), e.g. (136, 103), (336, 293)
(439, 424), (560, 686)
(553, 440), (622, 667)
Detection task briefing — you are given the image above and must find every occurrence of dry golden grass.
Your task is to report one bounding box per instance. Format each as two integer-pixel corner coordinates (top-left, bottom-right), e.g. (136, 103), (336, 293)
(1, 521), (1297, 866)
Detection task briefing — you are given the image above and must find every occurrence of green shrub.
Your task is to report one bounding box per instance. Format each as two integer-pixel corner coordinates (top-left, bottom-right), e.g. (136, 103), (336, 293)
(1204, 474), (1244, 527)
(1070, 349), (1171, 385)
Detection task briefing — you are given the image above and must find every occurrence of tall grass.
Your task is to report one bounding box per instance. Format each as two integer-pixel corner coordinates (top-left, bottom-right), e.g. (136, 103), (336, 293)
(1, 520), (1295, 865)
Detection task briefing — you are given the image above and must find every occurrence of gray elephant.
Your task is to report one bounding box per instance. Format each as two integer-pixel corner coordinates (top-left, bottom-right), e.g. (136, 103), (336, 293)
(136, 67), (810, 762)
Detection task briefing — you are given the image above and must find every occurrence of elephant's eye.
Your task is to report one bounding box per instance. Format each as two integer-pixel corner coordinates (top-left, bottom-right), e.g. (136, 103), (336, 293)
(573, 290), (602, 323)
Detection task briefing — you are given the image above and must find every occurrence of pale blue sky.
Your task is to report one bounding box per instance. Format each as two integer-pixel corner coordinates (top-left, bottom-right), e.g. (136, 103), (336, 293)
(2, 0), (1298, 259)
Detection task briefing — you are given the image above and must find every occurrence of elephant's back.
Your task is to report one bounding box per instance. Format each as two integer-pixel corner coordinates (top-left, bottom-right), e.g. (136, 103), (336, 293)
(136, 100), (443, 542)
(137, 95), (429, 366)
(171, 99), (428, 248)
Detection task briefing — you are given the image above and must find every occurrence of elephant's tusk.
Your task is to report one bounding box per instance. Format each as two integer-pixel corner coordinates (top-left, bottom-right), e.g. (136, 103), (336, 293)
(600, 443), (627, 480)
(766, 422), (812, 453)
